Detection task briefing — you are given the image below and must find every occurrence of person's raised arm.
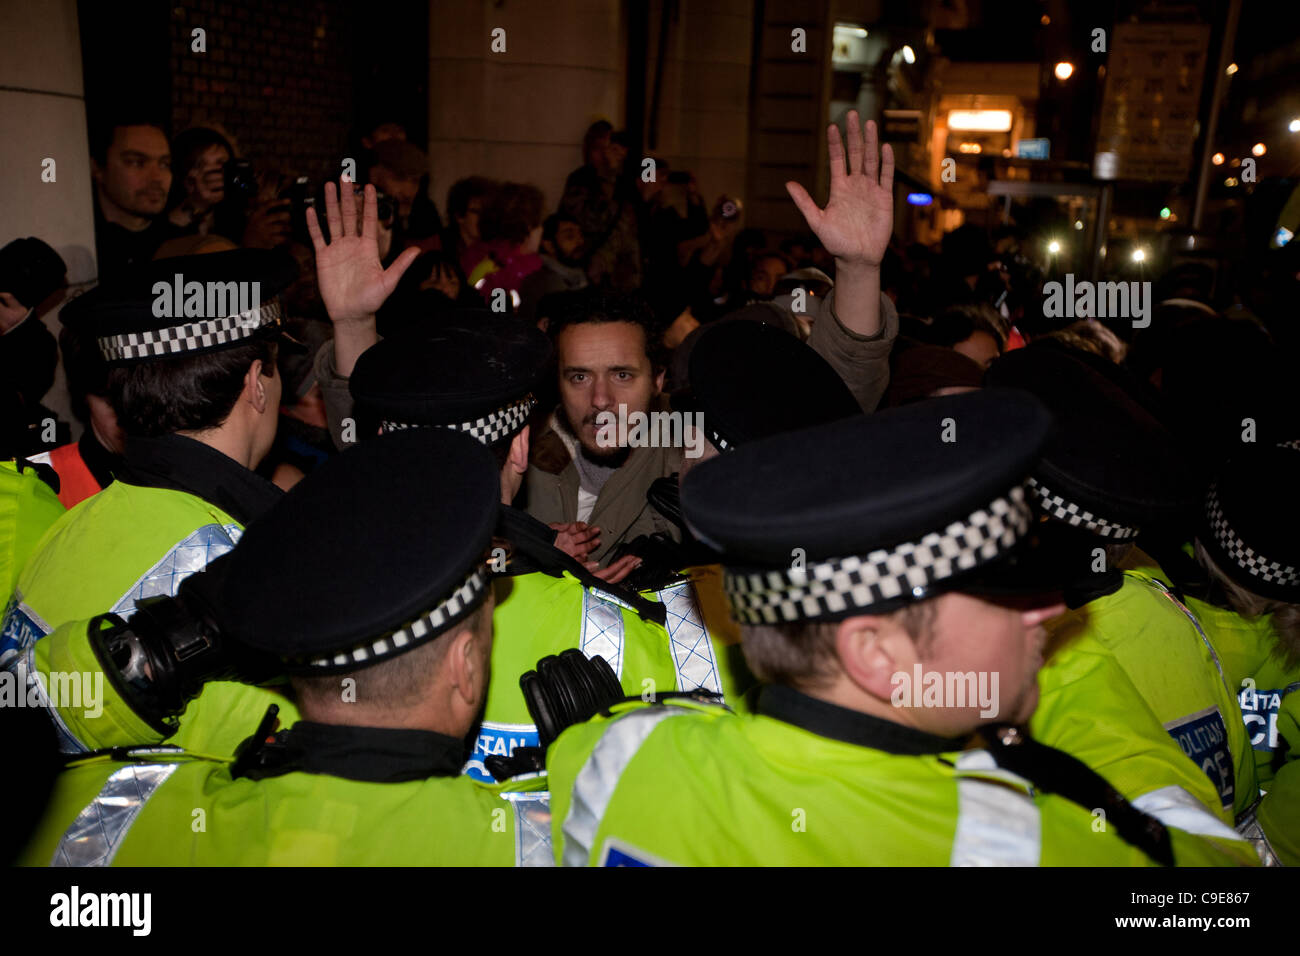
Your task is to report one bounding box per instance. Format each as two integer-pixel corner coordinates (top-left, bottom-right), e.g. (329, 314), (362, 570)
(785, 110), (893, 337)
(305, 178), (419, 377)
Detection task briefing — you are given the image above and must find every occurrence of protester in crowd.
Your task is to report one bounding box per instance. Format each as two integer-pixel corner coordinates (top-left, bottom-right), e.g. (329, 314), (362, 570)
(90, 116), (179, 277)
(561, 122), (640, 291)
(525, 288), (677, 567)
(445, 176), (496, 275)
(923, 302), (1008, 370)
(358, 119), (443, 244)
(165, 127), (233, 237)
(365, 139), (436, 260)
(463, 182), (545, 307)
(518, 212), (589, 326)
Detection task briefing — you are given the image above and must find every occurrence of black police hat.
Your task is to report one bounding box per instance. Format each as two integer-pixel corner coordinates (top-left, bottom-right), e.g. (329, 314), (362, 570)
(1198, 440), (1300, 603)
(218, 429), (500, 673)
(674, 320), (860, 451)
(61, 249), (299, 365)
(681, 389), (1054, 623)
(984, 345), (1194, 539)
(349, 312), (551, 445)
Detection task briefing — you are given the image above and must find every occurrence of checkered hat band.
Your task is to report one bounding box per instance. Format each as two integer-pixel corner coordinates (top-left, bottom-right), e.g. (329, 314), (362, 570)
(304, 565), (490, 671)
(98, 299), (283, 362)
(380, 394), (536, 445)
(710, 429), (732, 452)
(1205, 481), (1299, 590)
(723, 486), (1033, 624)
(1026, 476), (1139, 540)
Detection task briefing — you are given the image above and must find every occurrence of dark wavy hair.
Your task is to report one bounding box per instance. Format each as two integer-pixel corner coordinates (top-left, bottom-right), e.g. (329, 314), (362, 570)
(165, 126), (234, 214)
(545, 288), (667, 374)
(107, 339), (276, 438)
(479, 182), (545, 247)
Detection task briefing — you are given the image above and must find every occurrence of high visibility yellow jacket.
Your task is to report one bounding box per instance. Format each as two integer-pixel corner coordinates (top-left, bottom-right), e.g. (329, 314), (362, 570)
(1033, 571), (1257, 823)
(19, 739), (552, 867)
(545, 692), (1257, 867)
(471, 567), (751, 782)
(0, 478), (300, 756)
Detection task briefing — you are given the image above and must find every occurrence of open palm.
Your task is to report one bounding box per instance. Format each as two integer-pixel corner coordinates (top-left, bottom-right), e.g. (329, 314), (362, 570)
(306, 180), (419, 322)
(786, 111), (894, 268)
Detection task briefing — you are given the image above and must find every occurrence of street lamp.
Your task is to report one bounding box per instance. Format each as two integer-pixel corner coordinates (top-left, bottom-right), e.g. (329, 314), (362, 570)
(1054, 61), (1074, 80)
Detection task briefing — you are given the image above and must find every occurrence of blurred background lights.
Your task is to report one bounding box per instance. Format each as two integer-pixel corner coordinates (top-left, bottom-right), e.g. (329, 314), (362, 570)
(948, 109), (1013, 131)
(1054, 61), (1074, 80)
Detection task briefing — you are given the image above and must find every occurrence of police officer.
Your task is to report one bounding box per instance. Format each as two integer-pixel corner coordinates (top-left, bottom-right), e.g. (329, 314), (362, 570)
(543, 390), (1257, 865)
(984, 346), (1257, 833)
(0, 247), (301, 756)
(20, 430), (551, 866)
(631, 318), (868, 702)
(2, 180), (419, 757)
(0, 459), (63, 603)
(348, 316), (746, 779)
(1128, 440), (1300, 862)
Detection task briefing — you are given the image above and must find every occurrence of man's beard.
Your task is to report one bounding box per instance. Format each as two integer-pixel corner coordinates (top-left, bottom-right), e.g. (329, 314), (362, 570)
(554, 248), (586, 269)
(560, 409), (630, 468)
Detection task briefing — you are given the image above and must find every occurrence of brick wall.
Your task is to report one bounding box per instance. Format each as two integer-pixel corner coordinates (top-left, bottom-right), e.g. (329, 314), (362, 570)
(169, 0), (357, 183)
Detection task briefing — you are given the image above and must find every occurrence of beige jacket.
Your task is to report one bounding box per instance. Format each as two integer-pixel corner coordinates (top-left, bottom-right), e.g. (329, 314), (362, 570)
(524, 409), (683, 566)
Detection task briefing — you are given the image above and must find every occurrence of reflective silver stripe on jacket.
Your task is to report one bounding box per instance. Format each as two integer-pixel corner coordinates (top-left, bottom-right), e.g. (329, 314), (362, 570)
(20, 642), (87, 755)
(562, 708), (682, 866)
(111, 523), (243, 615)
(505, 791), (555, 867)
(580, 588), (626, 678)
(1130, 784), (1243, 842)
(655, 580), (722, 696)
(951, 750), (1042, 865)
(52, 763), (179, 867)
(1, 589), (52, 668)
(1235, 810), (1283, 867)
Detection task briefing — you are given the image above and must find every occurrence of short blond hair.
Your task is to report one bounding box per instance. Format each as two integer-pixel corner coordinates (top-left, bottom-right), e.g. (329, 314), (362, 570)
(741, 601), (937, 691)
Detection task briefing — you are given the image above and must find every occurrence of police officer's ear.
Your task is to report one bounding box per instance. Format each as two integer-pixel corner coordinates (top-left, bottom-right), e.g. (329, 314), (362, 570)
(447, 601), (493, 710)
(507, 425), (530, 475)
(834, 614), (918, 702)
(244, 359), (269, 414)
(446, 625), (483, 710)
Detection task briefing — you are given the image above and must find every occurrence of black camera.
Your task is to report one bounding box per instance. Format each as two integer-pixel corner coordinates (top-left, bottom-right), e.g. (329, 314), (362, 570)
(279, 176), (316, 246)
(223, 158), (259, 205)
(88, 554), (283, 734)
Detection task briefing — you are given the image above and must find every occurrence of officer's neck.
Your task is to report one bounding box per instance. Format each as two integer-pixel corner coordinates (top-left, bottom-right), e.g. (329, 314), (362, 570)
(812, 675), (968, 737)
(179, 421), (259, 471)
(297, 691), (471, 740)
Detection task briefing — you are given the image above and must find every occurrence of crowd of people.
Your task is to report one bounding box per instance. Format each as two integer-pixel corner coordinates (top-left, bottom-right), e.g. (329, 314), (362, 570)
(0, 105), (1296, 868)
